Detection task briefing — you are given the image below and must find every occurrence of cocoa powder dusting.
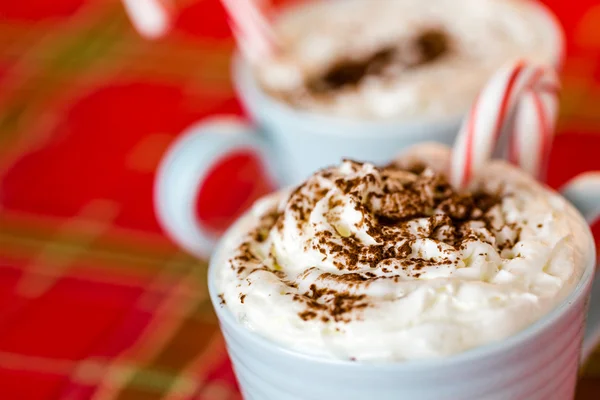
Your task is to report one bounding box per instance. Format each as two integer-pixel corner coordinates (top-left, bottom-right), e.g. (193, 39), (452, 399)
(228, 158), (516, 325)
(287, 162), (509, 321)
(299, 310), (318, 321)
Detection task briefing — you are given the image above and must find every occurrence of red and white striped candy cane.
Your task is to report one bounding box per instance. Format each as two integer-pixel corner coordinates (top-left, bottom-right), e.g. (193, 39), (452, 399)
(510, 87), (559, 181)
(451, 60), (560, 189)
(221, 0), (279, 62)
(122, 0), (278, 62)
(122, 0), (173, 39)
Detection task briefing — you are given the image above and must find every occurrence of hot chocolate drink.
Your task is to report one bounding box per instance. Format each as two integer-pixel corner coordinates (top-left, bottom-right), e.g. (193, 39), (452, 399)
(212, 144), (588, 361)
(255, 0), (561, 119)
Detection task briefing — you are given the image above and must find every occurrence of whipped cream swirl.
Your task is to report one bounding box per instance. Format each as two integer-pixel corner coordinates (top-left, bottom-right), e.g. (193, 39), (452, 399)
(213, 145), (591, 361)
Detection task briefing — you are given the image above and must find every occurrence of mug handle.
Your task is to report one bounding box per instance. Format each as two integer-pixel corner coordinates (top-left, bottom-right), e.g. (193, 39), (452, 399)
(154, 115), (275, 258)
(560, 171), (600, 362)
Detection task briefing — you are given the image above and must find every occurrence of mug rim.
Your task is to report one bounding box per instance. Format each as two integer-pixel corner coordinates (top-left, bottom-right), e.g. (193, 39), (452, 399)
(208, 201), (596, 372)
(232, 0), (565, 136)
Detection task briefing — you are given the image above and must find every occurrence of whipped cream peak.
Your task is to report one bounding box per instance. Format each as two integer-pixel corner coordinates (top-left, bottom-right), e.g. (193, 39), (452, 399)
(214, 145), (590, 361)
(268, 159), (508, 279)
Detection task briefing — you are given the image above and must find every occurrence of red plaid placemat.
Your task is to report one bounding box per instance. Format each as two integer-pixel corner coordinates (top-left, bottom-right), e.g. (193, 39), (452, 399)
(1, 0), (600, 398)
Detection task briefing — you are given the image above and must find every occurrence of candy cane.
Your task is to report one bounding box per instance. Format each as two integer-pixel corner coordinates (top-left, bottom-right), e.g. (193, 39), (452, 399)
(451, 60), (560, 189)
(221, 0), (278, 62)
(122, 0), (173, 39)
(510, 89), (558, 181)
(122, 0), (278, 62)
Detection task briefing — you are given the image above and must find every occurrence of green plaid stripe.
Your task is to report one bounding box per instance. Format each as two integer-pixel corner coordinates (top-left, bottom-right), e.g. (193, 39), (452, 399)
(1, 206), (224, 398)
(14, 200), (119, 299)
(0, 215), (197, 279)
(0, 1), (235, 178)
(86, 264), (212, 398)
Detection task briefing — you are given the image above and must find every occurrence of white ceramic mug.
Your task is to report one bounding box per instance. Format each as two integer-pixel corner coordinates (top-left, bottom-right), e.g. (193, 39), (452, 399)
(200, 172), (600, 400)
(154, 1), (564, 257)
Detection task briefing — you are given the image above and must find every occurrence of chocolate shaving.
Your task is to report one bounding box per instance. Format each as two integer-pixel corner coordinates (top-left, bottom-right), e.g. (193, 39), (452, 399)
(305, 28), (451, 94)
(415, 29), (450, 64)
(307, 47), (397, 93)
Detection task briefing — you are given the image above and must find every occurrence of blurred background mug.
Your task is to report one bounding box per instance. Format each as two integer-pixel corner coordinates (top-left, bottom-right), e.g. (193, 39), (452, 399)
(154, 0), (565, 257)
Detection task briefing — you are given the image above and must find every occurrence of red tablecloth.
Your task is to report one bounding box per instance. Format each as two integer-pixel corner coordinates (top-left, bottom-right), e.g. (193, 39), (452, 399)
(1, 0), (600, 398)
